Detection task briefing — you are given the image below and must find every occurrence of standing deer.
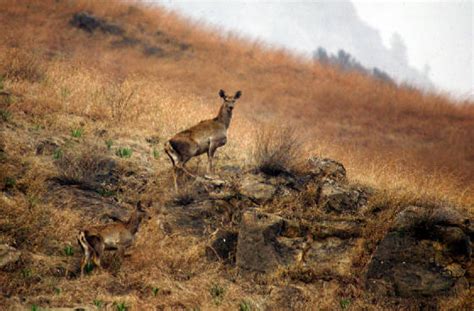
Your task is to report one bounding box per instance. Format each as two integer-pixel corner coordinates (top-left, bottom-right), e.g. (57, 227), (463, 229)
(77, 201), (148, 277)
(164, 89), (242, 190)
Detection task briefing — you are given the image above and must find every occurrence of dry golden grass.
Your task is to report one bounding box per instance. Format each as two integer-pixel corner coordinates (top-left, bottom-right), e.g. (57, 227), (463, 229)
(0, 0), (472, 309)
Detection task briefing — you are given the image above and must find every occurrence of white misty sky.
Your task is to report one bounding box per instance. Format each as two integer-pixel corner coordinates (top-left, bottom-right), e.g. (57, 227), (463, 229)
(353, 0), (473, 98)
(155, 0), (473, 98)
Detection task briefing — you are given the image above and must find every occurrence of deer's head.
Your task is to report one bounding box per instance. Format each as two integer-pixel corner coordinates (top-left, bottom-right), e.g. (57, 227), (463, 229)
(219, 89), (242, 112)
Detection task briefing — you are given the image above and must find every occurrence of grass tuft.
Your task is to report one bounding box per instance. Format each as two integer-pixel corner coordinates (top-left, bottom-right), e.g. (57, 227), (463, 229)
(252, 125), (302, 176)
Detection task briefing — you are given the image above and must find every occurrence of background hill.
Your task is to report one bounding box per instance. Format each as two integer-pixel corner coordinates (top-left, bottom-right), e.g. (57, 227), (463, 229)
(0, 0), (472, 310)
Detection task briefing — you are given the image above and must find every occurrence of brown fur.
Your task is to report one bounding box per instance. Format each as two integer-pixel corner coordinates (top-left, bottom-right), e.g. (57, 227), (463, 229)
(165, 89), (242, 190)
(77, 202), (148, 276)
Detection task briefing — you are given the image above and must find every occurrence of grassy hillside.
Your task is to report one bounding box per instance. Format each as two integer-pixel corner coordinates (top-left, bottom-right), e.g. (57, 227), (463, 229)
(0, 1), (472, 310)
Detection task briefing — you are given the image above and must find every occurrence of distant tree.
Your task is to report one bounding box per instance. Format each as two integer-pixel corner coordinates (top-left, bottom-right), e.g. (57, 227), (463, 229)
(312, 47), (395, 85)
(372, 67), (394, 84)
(313, 47), (329, 64)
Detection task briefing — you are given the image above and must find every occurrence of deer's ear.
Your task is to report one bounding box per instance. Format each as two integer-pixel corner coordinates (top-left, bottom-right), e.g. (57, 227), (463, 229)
(234, 90), (242, 99)
(219, 89), (226, 98)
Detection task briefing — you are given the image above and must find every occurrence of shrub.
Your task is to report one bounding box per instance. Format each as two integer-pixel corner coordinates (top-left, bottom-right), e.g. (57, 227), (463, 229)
(252, 125), (302, 176)
(105, 80), (135, 122)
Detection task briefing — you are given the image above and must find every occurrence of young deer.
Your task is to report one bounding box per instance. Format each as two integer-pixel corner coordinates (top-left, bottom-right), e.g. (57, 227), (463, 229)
(77, 201), (148, 277)
(164, 89), (242, 190)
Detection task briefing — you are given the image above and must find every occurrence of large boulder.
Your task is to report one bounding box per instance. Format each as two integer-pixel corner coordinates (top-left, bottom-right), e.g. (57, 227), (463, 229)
(304, 237), (364, 278)
(238, 174), (277, 204)
(366, 205), (471, 298)
(236, 211), (303, 273)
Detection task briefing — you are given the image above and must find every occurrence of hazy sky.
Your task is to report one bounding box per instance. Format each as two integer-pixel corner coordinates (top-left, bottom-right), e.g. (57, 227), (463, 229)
(353, 0), (473, 98)
(156, 0), (473, 98)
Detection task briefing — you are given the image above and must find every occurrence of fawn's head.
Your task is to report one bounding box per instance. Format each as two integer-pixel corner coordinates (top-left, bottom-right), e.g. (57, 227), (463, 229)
(219, 89), (242, 112)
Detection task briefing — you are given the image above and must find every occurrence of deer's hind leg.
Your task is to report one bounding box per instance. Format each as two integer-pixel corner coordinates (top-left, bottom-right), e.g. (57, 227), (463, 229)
(164, 142), (180, 191)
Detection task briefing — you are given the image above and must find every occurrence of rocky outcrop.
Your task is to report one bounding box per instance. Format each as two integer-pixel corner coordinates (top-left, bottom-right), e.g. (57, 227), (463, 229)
(317, 181), (369, 213)
(308, 157), (347, 183)
(366, 205), (472, 298)
(236, 211), (303, 272)
(70, 12), (123, 35)
(238, 174), (277, 204)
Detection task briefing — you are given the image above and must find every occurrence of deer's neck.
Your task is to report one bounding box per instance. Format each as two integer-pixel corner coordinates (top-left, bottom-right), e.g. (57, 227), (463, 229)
(216, 105), (233, 129)
(126, 211), (142, 235)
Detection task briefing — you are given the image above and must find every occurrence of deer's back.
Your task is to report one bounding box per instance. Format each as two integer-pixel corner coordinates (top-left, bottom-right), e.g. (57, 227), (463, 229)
(87, 224), (133, 249)
(171, 119), (227, 155)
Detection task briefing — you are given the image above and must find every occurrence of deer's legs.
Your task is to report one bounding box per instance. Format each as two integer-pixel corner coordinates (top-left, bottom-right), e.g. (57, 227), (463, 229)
(172, 166), (179, 191)
(207, 141), (218, 174)
(80, 245), (93, 277)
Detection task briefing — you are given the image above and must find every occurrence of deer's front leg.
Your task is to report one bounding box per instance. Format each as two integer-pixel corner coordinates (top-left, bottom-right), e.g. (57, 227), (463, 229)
(207, 139), (219, 174)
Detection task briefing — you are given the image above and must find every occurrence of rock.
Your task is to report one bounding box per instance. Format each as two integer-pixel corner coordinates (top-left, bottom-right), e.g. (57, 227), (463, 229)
(304, 237), (363, 277)
(308, 157), (347, 182)
(392, 263), (455, 298)
(158, 200), (232, 236)
(236, 211), (299, 272)
(205, 230), (238, 263)
(366, 205), (471, 298)
(0, 244), (21, 269)
(314, 219), (363, 239)
(70, 12), (123, 35)
(239, 174), (276, 204)
(318, 182), (368, 213)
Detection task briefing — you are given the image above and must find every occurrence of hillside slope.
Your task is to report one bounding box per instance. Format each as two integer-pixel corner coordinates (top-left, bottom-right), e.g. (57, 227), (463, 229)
(0, 1), (472, 310)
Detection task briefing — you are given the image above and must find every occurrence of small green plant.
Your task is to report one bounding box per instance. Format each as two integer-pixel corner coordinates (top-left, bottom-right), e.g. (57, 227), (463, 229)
(31, 305), (40, 311)
(85, 262), (94, 274)
(116, 147), (132, 158)
(210, 283), (225, 306)
(239, 300), (252, 311)
(5, 176), (16, 188)
(27, 195), (39, 208)
(64, 245), (74, 256)
(32, 124), (42, 131)
(53, 148), (63, 160)
(152, 147), (159, 159)
(93, 299), (103, 308)
(97, 188), (116, 197)
(60, 87), (71, 99)
(0, 110), (11, 122)
(105, 139), (113, 150)
(115, 302), (127, 311)
(340, 298), (351, 310)
(71, 128), (84, 138)
(21, 268), (32, 278)
(0, 75), (4, 90)
(53, 287), (61, 295)
(152, 287), (159, 296)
